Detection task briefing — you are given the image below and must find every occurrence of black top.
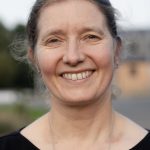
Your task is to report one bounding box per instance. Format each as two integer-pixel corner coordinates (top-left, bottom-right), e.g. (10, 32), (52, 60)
(0, 129), (150, 150)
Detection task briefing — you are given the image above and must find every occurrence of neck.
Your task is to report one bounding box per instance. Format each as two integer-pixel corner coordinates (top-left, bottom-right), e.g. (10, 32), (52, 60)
(48, 92), (115, 143)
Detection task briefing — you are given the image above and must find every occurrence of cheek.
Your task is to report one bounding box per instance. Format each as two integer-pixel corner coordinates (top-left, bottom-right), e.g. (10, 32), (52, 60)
(100, 49), (113, 66)
(36, 50), (60, 75)
(89, 48), (113, 68)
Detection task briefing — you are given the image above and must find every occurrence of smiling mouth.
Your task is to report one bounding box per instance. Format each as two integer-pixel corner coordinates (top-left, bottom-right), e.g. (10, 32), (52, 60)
(61, 71), (95, 81)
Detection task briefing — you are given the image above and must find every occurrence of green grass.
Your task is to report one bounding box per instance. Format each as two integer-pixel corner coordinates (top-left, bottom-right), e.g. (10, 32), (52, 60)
(0, 103), (48, 136)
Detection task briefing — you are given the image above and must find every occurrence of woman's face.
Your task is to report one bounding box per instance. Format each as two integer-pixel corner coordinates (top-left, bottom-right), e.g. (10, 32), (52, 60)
(33, 0), (120, 105)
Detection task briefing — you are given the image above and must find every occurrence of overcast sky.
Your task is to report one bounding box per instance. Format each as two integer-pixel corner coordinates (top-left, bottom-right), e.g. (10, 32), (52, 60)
(0, 0), (150, 30)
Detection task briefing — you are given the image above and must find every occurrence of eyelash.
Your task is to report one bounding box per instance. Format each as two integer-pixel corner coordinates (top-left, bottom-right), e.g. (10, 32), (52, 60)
(84, 34), (101, 41)
(87, 35), (98, 38)
(46, 38), (60, 43)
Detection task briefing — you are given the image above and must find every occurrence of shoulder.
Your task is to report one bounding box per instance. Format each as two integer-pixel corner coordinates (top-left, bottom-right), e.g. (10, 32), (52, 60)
(0, 130), (38, 150)
(114, 112), (150, 149)
(131, 131), (150, 150)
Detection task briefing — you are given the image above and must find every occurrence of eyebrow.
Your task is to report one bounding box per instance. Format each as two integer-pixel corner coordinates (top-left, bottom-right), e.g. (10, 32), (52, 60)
(41, 29), (66, 41)
(78, 26), (105, 36)
(41, 26), (105, 41)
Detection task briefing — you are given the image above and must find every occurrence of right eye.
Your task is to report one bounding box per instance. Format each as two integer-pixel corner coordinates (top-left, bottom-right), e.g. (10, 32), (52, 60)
(45, 37), (62, 47)
(47, 38), (60, 43)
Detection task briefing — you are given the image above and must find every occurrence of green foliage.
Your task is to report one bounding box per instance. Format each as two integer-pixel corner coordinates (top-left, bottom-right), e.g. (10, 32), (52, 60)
(0, 122), (15, 135)
(0, 22), (11, 52)
(0, 53), (17, 87)
(0, 22), (34, 89)
(0, 104), (48, 136)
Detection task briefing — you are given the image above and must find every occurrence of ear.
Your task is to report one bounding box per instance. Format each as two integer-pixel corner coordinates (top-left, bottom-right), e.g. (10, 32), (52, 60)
(114, 37), (122, 68)
(27, 48), (35, 64)
(27, 48), (41, 74)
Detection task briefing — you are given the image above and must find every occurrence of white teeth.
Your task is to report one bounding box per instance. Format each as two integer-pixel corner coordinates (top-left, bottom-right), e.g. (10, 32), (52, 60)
(62, 71), (93, 81)
(86, 71), (89, 77)
(64, 74), (68, 79)
(72, 74), (77, 81)
(68, 74), (72, 79)
(82, 72), (86, 79)
(77, 73), (82, 80)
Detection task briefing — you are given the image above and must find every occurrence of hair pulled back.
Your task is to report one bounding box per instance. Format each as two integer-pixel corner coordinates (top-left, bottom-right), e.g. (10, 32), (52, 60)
(27, 0), (118, 50)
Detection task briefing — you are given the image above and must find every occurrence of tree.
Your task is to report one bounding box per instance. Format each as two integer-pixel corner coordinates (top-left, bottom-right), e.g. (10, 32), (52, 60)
(0, 23), (34, 89)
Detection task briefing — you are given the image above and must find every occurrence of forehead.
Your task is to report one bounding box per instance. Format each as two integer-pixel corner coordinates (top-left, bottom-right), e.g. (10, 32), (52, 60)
(37, 0), (107, 35)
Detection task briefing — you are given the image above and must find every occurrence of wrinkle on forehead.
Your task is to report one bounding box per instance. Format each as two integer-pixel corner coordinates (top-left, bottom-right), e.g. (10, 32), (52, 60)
(39, 0), (106, 31)
(38, 0), (105, 29)
(37, 0), (110, 42)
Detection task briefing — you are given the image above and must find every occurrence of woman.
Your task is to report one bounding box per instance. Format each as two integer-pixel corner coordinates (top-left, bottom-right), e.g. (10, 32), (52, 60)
(0, 0), (150, 149)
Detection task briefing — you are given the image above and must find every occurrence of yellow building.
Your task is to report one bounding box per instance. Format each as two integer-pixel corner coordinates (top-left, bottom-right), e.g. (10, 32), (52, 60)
(114, 30), (150, 97)
(115, 59), (150, 97)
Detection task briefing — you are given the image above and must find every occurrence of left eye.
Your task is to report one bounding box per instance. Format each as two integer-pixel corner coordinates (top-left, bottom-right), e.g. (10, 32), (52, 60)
(84, 34), (100, 42)
(87, 35), (98, 39)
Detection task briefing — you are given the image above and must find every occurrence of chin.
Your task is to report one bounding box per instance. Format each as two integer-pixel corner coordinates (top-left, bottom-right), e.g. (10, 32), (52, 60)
(59, 94), (100, 107)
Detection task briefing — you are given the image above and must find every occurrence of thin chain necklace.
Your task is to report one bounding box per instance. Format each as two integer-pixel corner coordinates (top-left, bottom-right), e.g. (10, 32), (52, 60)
(48, 112), (114, 150)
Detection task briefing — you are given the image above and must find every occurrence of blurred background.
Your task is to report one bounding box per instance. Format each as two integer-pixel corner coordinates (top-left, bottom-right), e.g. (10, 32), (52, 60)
(0, 0), (150, 136)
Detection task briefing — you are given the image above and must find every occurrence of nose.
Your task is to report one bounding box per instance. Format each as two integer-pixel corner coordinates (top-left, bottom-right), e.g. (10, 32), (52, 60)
(63, 40), (85, 66)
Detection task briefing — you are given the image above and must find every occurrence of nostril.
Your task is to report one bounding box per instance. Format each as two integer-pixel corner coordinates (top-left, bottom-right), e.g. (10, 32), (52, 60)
(62, 41), (86, 65)
(62, 53), (85, 66)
